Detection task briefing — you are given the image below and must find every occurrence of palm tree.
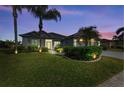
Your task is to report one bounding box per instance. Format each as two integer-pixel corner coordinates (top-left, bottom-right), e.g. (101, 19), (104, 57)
(116, 27), (124, 35)
(77, 26), (100, 46)
(5, 5), (23, 54)
(26, 5), (61, 52)
(116, 27), (124, 40)
(112, 35), (118, 40)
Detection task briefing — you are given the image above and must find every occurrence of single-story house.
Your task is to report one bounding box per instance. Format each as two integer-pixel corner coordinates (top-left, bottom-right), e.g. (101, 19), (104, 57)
(61, 30), (100, 47)
(19, 30), (66, 49)
(20, 30), (100, 49)
(100, 39), (112, 48)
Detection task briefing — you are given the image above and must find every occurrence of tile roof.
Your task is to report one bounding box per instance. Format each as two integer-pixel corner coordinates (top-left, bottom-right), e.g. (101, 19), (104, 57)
(19, 31), (66, 40)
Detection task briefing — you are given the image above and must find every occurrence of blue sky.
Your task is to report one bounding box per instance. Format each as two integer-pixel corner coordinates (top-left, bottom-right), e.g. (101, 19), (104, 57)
(0, 5), (123, 41)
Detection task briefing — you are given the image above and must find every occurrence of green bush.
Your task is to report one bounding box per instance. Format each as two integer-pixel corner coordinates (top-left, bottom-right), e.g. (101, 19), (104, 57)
(55, 44), (63, 53)
(27, 45), (38, 52)
(41, 47), (48, 52)
(17, 45), (26, 53)
(63, 46), (102, 61)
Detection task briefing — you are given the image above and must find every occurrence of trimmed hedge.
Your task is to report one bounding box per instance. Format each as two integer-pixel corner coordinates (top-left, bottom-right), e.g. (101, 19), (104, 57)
(41, 47), (48, 52)
(0, 46), (49, 54)
(63, 46), (102, 61)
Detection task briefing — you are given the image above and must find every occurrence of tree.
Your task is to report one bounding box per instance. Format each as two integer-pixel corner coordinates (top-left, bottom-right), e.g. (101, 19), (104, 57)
(26, 5), (61, 52)
(77, 26), (100, 46)
(5, 6), (23, 54)
(112, 35), (118, 40)
(116, 27), (124, 40)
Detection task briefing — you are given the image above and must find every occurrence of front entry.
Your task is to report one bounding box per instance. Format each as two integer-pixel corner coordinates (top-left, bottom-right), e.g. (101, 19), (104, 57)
(45, 39), (52, 49)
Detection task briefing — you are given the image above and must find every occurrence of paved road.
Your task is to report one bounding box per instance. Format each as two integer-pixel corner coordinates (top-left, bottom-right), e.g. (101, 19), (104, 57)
(99, 51), (124, 87)
(102, 51), (124, 59)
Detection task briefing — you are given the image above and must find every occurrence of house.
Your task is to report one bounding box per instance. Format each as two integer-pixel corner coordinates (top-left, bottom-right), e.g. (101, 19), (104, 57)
(20, 30), (100, 50)
(100, 39), (112, 48)
(62, 30), (100, 47)
(19, 31), (66, 49)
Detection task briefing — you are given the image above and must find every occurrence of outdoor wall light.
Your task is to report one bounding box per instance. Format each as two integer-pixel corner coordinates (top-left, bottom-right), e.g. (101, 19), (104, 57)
(91, 38), (95, 42)
(79, 38), (83, 42)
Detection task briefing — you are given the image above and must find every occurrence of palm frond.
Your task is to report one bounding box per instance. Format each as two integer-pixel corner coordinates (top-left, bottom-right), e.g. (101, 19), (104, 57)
(43, 9), (61, 21)
(116, 27), (124, 35)
(26, 5), (48, 18)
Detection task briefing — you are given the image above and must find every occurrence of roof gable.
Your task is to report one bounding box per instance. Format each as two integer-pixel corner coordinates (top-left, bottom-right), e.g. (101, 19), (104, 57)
(19, 31), (66, 40)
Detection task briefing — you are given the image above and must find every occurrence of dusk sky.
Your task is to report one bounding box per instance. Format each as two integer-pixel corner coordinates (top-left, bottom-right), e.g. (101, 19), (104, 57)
(0, 5), (123, 41)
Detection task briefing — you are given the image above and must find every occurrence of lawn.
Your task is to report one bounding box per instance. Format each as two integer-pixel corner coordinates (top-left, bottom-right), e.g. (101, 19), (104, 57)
(0, 52), (123, 87)
(107, 48), (124, 52)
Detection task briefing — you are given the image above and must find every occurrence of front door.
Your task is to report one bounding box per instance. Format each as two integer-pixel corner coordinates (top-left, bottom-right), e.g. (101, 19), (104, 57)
(45, 39), (52, 49)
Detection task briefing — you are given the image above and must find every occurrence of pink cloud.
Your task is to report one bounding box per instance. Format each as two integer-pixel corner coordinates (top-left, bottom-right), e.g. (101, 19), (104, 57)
(100, 31), (116, 40)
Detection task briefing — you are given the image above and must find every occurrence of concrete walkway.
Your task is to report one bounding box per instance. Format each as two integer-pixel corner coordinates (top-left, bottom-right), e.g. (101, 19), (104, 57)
(102, 50), (124, 59)
(98, 50), (124, 87)
(98, 70), (124, 87)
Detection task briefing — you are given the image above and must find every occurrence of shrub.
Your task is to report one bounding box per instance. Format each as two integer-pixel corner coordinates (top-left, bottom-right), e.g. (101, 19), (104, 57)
(41, 47), (48, 52)
(17, 45), (26, 53)
(63, 46), (102, 61)
(27, 45), (38, 52)
(55, 45), (63, 53)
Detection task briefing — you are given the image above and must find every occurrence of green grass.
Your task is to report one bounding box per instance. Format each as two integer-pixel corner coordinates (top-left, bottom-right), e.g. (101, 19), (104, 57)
(0, 52), (123, 87)
(107, 48), (124, 52)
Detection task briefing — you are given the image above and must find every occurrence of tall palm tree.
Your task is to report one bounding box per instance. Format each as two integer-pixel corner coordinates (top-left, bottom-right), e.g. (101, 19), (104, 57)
(26, 5), (61, 52)
(5, 5), (23, 54)
(77, 26), (100, 46)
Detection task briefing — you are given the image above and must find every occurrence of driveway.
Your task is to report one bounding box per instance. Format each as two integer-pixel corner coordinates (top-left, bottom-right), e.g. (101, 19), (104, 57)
(102, 50), (124, 60)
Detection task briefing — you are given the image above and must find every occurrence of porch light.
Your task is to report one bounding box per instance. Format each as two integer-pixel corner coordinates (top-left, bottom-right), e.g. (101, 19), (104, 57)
(91, 38), (95, 42)
(92, 53), (96, 59)
(79, 38), (83, 42)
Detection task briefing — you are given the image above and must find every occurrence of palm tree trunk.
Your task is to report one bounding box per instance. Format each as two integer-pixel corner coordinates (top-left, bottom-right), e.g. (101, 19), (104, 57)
(12, 6), (18, 54)
(85, 39), (88, 46)
(39, 16), (43, 52)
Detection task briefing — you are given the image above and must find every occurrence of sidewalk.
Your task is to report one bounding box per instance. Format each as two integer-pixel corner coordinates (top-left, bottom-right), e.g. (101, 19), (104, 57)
(98, 70), (124, 87)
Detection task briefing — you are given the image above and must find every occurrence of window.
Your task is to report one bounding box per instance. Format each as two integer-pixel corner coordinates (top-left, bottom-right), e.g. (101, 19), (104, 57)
(31, 39), (38, 46)
(54, 41), (60, 48)
(90, 38), (95, 46)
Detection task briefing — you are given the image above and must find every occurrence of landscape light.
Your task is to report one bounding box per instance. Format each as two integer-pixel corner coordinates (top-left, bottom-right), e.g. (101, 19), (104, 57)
(15, 50), (18, 54)
(93, 53), (96, 59)
(39, 49), (42, 53)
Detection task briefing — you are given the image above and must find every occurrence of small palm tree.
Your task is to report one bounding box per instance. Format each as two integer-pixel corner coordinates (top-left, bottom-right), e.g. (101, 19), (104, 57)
(116, 27), (124, 40)
(5, 5), (23, 54)
(116, 27), (124, 35)
(78, 26), (100, 46)
(112, 35), (118, 40)
(27, 5), (61, 52)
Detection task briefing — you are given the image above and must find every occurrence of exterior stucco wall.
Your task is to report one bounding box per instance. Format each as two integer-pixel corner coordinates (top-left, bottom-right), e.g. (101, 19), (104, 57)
(22, 37), (41, 47)
(22, 37), (62, 49)
(62, 39), (73, 47)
